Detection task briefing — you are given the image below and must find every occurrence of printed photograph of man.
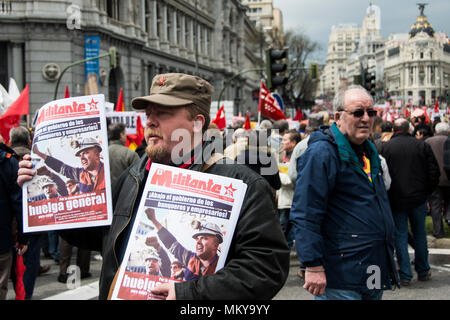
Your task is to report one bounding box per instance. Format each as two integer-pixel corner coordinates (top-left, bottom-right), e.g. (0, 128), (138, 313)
(145, 208), (222, 280)
(32, 136), (105, 193)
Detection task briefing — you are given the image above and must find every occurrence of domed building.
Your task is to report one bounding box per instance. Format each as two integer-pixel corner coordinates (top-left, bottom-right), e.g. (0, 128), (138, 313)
(384, 4), (450, 106)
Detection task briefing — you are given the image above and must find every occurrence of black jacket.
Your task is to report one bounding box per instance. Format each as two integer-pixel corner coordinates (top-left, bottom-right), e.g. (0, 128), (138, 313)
(61, 142), (290, 300)
(381, 132), (440, 211)
(0, 144), (27, 254)
(444, 135), (450, 180)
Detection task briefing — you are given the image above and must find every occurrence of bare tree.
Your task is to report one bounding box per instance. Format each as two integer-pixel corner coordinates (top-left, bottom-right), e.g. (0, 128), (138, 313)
(283, 30), (321, 107)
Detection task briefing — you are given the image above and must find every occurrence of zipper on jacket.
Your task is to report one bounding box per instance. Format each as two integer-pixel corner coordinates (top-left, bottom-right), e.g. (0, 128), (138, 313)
(112, 173), (140, 267)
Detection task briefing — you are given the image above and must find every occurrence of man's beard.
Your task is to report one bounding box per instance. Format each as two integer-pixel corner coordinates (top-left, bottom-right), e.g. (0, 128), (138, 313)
(145, 143), (171, 164)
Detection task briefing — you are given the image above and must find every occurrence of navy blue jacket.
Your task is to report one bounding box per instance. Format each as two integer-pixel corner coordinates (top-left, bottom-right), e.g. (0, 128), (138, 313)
(0, 144), (27, 254)
(290, 124), (398, 290)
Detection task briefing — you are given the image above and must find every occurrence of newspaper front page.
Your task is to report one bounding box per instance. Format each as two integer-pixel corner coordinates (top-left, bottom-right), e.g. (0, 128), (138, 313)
(111, 163), (247, 300)
(23, 94), (113, 232)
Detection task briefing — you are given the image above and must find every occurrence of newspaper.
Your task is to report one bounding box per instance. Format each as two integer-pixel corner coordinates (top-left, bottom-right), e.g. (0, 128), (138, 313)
(110, 163), (247, 300)
(23, 94), (113, 232)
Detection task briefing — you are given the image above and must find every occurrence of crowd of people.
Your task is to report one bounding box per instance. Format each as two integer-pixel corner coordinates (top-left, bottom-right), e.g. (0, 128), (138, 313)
(1, 72), (449, 300)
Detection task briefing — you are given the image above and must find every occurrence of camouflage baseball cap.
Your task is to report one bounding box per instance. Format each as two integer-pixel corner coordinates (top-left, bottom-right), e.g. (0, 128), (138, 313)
(131, 73), (213, 114)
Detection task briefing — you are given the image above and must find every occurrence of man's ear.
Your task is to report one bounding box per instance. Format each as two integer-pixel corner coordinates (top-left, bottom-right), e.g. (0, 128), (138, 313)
(334, 111), (341, 126)
(193, 115), (205, 133)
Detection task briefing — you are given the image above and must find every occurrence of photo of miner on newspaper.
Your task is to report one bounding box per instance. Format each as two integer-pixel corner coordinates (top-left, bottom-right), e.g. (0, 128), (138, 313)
(32, 136), (105, 194)
(28, 173), (68, 203)
(125, 235), (171, 277)
(145, 207), (222, 280)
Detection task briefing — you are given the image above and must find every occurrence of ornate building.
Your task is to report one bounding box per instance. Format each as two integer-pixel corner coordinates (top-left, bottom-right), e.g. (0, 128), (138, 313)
(384, 5), (450, 105)
(0, 0), (266, 118)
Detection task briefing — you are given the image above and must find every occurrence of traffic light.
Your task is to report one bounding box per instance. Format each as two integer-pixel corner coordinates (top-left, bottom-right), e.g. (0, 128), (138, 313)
(365, 72), (376, 97)
(309, 63), (319, 80)
(364, 62), (376, 97)
(266, 48), (288, 90)
(109, 47), (117, 69)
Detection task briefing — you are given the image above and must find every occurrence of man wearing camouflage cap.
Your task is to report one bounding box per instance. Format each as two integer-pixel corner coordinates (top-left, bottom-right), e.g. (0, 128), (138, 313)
(32, 137), (105, 193)
(18, 73), (289, 300)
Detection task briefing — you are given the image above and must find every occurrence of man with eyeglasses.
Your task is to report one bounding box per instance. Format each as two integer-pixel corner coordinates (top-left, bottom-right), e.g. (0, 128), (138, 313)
(290, 85), (399, 300)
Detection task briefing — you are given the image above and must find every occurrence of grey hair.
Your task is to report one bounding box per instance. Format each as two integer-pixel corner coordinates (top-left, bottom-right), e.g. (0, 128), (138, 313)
(9, 126), (30, 147)
(435, 122), (450, 134)
(333, 85), (373, 112)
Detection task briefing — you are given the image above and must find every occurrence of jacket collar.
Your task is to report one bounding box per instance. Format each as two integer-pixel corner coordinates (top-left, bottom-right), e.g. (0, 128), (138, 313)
(329, 123), (380, 179)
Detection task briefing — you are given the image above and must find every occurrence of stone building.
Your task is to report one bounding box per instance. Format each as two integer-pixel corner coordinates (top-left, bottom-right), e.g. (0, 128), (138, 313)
(384, 7), (450, 105)
(0, 0), (266, 118)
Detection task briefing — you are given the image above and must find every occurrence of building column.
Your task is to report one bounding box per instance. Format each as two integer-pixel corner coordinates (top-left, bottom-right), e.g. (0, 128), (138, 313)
(170, 8), (179, 55)
(179, 14), (187, 58)
(160, 3), (170, 52)
(148, 0), (158, 48)
(11, 43), (24, 90)
(187, 17), (195, 60)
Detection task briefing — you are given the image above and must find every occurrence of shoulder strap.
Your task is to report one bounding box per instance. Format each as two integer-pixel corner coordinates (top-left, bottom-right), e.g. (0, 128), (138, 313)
(201, 153), (225, 172)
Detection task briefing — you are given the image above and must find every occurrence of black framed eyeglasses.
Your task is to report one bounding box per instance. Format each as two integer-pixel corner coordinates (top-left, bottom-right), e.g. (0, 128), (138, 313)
(345, 109), (377, 118)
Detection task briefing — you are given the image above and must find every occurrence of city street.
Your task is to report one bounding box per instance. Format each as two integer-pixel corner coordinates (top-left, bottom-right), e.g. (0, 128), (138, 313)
(7, 243), (450, 300)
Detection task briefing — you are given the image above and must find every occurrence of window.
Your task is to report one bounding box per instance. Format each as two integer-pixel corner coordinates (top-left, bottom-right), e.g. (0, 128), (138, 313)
(106, 0), (120, 20)
(0, 42), (7, 89)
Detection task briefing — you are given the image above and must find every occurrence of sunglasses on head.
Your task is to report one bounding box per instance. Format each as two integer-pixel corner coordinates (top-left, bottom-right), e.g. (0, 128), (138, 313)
(346, 109), (377, 118)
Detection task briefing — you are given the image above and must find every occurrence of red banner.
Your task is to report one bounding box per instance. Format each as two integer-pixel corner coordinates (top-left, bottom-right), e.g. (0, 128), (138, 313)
(258, 81), (286, 121)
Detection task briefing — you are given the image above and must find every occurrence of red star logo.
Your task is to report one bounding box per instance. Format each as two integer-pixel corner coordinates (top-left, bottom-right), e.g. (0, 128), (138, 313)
(88, 98), (98, 110)
(158, 77), (166, 86)
(224, 183), (237, 197)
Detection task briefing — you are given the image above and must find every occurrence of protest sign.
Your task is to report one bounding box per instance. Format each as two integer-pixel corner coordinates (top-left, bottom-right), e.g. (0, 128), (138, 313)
(23, 94), (113, 232)
(110, 163), (247, 300)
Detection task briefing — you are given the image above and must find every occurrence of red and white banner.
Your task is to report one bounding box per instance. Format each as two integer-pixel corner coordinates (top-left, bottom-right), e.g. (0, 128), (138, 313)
(258, 81), (286, 121)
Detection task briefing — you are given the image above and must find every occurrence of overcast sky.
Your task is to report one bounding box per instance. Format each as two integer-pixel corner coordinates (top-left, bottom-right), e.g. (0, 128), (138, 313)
(274, 0), (450, 64)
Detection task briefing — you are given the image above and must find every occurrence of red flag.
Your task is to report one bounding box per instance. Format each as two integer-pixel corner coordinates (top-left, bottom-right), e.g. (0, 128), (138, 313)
(422, 106), (430, 124)
(434, 100), (439, 113)
(115, 88), (124, 112)
(258, 81), (286, 121)
(14, 254), (26, 300)
(293, 108), (303, 121)
(211, 105), (226, 130)
(64, 85), (70, 98)
(404, 107), (410, 118)
(0, 84), (29, 145)
(244, 114), (251, 130)
(126, 114), (145, 151)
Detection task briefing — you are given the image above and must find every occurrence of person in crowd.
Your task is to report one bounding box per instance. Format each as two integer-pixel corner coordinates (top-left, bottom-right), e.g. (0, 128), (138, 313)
(277, 129), (301, 248)
(290, 85), (398, 300)
(108, 122), (140, 186)
(413, 114), (433, 140)
(288, 113), (323, 185)
(8, 126), (51, 281)
(0, 141), (28, 300)
(381, 118), (440, 286)
(9, 126), (32, 161)
(425, 122), (450, 238)
(18, 73), (289, 300)
(374, 121), (393, 153)
(224, 128), (280, 193)
(371, 116), (383, 142)
(269, 119), (289, 162)
(170, 260), (185, 280)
